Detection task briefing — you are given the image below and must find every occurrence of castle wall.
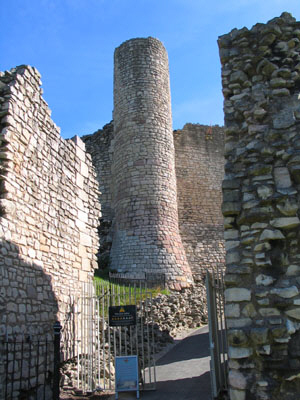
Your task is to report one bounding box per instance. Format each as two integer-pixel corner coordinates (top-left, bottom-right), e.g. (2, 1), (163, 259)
(219, 12), (300, 400)
(174, 123), (225, 276)
(0, 66), (100, 341)
(83, 122), (114, 223)
(111, 38), (193, 289)
(82, 123), (114, 268)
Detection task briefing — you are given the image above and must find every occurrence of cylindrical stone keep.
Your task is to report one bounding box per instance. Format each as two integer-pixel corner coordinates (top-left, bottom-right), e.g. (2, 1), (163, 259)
(111, 37), (193, 289)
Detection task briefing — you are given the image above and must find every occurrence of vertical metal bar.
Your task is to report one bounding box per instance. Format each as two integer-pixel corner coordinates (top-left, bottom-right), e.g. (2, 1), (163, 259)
(216, 267), (226, 391)
(129, 286), (133, 356)
(118, 285), (122, 356)
(20, 337), (24, 396)
(206, 271), (218, 398)
(134, 283), (138, 361)
(77, 293), (80, 390)
(79, 287), (83, 390)
(90, 281), (94, 391)
(53, 321), (62, 400)
(89, 281), (92, 391)
(221, 270), (228, 390)
(83, 282), (86, 393)
(87, 282), (90, 391)
(28, 337), (32, 393)
(150, 292), (156, 388)
(5, 339), (8, 400)
(102, 284), (106, 389)
(139, 285), (145, 386)
(35, 339), (40, 400)
(108, 285), (112, 390)
(11, 337), (16, 398)
(44, 339), (48, 400)
(123, 284), (128, 357)
(81, 283), (85, 393)
(146, 294), (151, 386)
(217, 267), (226, 384)
(96, 296), (100, 388)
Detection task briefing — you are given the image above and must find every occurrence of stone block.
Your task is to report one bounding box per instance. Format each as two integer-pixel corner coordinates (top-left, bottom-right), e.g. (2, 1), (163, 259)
(260, 229), (285, 241)
(271, 217), (300, 230)
(274, 167), (292, 189)
(229, 370), (247, 390)
(225, 288), (251, 302)
(285, 308), (300, 320)
(225, 303), (240, 318)
(228, 346), (253, 359)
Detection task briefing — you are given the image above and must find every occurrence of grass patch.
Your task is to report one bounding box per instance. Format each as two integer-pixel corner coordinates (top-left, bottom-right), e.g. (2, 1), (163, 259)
(93, 274), (170, 306)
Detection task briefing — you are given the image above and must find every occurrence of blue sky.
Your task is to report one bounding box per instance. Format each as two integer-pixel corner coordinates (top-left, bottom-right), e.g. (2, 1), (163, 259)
(1, 1), (300, 139)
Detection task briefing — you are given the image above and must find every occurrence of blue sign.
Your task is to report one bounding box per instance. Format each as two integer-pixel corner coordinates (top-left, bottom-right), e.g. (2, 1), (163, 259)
(115, 355), (139, 399)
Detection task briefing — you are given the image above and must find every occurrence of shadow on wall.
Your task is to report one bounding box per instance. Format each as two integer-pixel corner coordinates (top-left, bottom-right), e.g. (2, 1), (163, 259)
(0, 239), (60, 398)
(0, 239), (59, 337)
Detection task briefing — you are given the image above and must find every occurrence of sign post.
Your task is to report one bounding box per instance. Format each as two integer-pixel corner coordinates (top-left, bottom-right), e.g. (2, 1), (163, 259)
(109, 305), (139, 398)
(109, 305), (137, 327)
(115, 355), (139, 399)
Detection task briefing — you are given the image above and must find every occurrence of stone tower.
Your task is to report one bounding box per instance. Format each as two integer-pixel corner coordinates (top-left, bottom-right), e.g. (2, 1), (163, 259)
(111, 37), (193, 289)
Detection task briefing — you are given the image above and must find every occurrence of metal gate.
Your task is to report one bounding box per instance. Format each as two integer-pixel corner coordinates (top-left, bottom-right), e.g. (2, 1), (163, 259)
(76, 280), (156, 393)
(206, 269), (228, 399)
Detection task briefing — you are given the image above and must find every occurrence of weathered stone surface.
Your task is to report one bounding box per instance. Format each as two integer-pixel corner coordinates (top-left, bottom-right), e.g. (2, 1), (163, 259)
(250, 327), (269, 344)
(287, 265), (300, 276)
(241, 303), (257, 318)
(228, 346), (253, 359)
(276, 199), (298, 216)
(226, 318), (252, 328)
(260, 229), (285, 241)
(229, 389), (246, 400)
(285, 309), (300, 320)
(0, 65), (101, 400)
(229, 370), (247, 389)
(225, 288), (251, 302)
(173, 124), (225, 275)
(225, 303), (241, 318)
(271, 217), (300, 230)
(274, 166), (292, 188)
(256, 274), (275, 286)
(219, 12), (300, 400)
(259, 308), (281, 317)
(273, 109), (295, 129)
(271, 286), (299, 298)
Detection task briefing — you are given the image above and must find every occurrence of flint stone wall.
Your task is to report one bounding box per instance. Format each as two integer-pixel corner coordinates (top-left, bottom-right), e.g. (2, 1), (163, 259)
(219, 12), (300, 400)
(174, 123), (225, 276)
(0, 65), (100, 339)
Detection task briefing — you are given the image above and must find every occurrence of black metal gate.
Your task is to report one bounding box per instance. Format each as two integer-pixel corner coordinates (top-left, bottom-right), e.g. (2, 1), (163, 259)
(76, 281), (157, 393)
(1, 322), (61, 400)
(206, 269), (228, 399)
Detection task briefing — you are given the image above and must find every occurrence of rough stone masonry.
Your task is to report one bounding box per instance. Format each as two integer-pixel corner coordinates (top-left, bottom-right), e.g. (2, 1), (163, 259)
(83, 38), (225, 287)
(0, 38), (225, 398)
(0, 65), (100, 339)
(219, 12), (300, 400)
(111, 37), (193, 289)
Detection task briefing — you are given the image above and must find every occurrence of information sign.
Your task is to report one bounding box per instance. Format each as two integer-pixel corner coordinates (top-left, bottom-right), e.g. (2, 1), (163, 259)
(109, 305), (137, 327)
(115, 355), (139, 399)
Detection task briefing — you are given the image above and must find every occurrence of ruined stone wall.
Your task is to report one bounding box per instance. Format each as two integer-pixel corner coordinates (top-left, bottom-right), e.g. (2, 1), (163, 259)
(0, 66), (100, 341)
(219, 12), (300, 400)
(82, 122), (114, 268)
(174, 123), (225, 275)
(111, 37), (193, 289)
